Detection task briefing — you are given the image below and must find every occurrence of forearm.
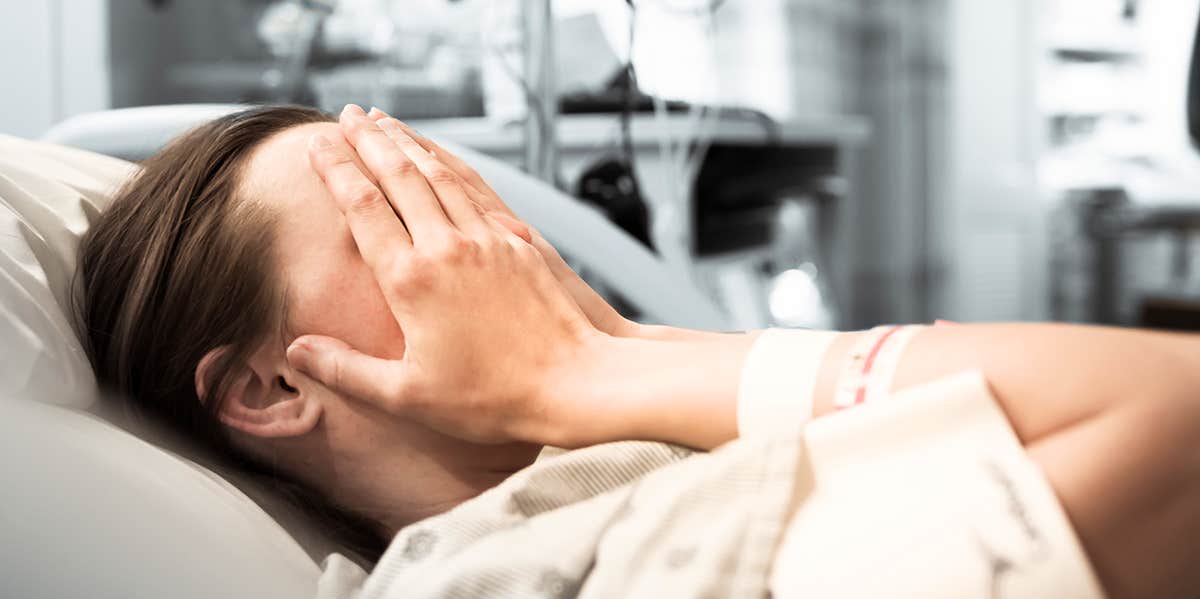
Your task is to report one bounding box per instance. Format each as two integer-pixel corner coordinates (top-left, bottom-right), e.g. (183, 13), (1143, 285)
(813, 323), (1200, 443)
(559, 322), (1200, 451)
(868, 323), (1200, 599)
(558, 331), (764, 450)
(631, 323), (746, 343)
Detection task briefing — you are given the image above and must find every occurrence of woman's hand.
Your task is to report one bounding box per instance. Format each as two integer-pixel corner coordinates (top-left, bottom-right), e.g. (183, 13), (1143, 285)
(362, 108), (644, 340)
(286, 105), (604, 446)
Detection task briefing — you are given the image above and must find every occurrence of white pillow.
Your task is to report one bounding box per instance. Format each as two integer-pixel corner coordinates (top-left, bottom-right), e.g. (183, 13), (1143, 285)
(0, 135), (342, 599)
(0, 135), (127, 407)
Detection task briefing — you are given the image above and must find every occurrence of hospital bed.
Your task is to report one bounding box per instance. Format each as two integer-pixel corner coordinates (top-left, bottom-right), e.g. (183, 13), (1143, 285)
(0, 105), (726, 599)
(40, 104), (728, 332)
(15, 3), (1200, 586)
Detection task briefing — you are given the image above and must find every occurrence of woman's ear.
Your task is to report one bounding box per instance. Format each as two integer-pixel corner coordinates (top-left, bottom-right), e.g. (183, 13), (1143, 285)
(195, 346), (322, 439)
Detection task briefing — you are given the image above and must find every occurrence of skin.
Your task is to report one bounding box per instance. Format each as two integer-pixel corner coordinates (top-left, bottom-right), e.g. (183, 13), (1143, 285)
(202, 105), (1200, 597)
(198, 120), (544, 534)
(198, 109), (730, 536)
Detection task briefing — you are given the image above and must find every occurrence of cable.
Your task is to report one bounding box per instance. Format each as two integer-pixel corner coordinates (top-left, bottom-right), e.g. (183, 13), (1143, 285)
(651, 80), (679, 205)
(620, 0), (638, 169)
(635, 0), (681, 210)
(484, 1), (555, 179)
(683, 10), (721, 185)
(629, 0), (731, 187)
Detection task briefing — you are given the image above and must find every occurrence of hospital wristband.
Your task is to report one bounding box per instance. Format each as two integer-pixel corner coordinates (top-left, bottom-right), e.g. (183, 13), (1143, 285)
(832, 324), (928, 410)
(736, 328), (839, 438)
(860, 325), (925, 405)
(832, 325), (899, 410)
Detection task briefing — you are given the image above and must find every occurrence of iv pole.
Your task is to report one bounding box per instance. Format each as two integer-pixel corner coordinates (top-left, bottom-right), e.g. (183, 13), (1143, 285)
(521, 0), (559, 185)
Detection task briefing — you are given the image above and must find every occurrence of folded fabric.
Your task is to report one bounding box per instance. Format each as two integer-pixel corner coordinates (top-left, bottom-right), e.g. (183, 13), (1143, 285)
(319, 372), (1104, 599)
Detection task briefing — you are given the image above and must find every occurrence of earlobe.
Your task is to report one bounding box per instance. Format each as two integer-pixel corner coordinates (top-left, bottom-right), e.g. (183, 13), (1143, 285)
(196, 346), (323, 439)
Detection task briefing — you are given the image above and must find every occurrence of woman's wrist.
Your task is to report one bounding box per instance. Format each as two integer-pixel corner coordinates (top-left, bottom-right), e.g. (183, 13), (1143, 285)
(630, 323), (749, 343)
(539, 331), (762, 450)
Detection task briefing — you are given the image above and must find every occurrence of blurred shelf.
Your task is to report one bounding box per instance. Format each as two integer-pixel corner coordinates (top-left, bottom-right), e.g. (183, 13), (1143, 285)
(412, 113), (870, 157)
(1049, 43), (1140, 62)
(1045, 26), (1141, 62)
(167, 62), (283, 97)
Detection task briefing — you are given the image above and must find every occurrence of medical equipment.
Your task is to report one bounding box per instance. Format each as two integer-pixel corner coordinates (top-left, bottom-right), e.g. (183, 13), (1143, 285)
(257, 0), (334, 103)
(1, 104), (727, 599)
(44, 103), (726, 330)
(522, 0), (559, 183)
(1048, 0), (1200, 325)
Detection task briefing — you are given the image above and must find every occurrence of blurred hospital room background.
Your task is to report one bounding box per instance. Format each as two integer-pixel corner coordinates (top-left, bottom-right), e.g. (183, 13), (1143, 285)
(5, 0), (1200, 332)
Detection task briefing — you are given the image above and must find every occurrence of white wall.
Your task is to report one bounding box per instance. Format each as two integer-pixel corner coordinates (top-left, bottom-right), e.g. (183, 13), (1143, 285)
(556, 0), (793, 118)
(0, 2), (56, 137)
(1141, 0), (1200, 180)
(0, 0), (109, 138)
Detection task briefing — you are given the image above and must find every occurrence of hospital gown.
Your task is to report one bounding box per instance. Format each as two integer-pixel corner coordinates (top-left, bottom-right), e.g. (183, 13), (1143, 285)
(316, 329), (1105, 599)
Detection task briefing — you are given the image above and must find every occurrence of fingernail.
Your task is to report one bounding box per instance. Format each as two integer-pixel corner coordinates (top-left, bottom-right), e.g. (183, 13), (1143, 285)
(377, 117), (402, 133)
(308, 134), (333, 150)
(367, 106), (384, 118)
(286, 340), (312, 369)
(342, 103), (366, 117)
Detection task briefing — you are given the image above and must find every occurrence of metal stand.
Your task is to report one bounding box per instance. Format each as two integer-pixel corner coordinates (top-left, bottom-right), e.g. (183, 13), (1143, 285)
(521, 0), (559, 184)
(1070, 187), (1200, 324)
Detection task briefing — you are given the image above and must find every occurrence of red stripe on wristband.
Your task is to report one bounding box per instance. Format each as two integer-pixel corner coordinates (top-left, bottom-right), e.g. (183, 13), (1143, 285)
(852, 326), (901, 405)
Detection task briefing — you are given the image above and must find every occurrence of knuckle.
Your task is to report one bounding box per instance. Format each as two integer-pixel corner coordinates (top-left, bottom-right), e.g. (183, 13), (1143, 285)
(389, 254), (434, 290)
(389, 376), (420, 413)
(385, 158), (420, 178)
(345, 185), (387, 213)
(352, 123), (388, 145)
(433, 234), (477, 262)
(481, 233), (510, 255)
(464, 172), (490, 192)
(514, 240), (541, 261)
(423, 165), (459, 185)
(459, 163), (483, 180)
(329, 354), (349, 391)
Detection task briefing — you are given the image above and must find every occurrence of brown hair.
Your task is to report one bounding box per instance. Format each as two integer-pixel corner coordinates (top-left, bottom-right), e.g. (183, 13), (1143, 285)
(76, 105), (386, 562)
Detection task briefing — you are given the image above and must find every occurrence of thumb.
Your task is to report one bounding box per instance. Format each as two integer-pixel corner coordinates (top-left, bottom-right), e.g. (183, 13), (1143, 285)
(286, 335), (409, 409)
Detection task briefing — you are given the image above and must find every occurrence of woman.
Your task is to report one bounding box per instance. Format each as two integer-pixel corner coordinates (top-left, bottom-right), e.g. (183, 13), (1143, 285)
(78, 104), (1200, 598)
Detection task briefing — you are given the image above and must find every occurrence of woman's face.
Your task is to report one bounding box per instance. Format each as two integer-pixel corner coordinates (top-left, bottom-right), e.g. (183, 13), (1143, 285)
(243, 122), (406, 362)
(234, 121), (540, 530)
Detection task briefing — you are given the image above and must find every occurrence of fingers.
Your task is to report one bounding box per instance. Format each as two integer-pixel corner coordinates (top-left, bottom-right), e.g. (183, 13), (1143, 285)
(307, 133), (413, 278)
(488, 212), (533, 244)
(341, 104), (489, 238)
(366, 107), (515, 218)
(373, 116), (493, 237)
(446, 168), (534, 241)
(286, 335), (410, 411)
(337, 104), (454, 244)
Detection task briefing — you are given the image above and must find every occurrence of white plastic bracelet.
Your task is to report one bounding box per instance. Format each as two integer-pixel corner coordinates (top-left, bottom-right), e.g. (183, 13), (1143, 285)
(737, 328), (839, 438)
